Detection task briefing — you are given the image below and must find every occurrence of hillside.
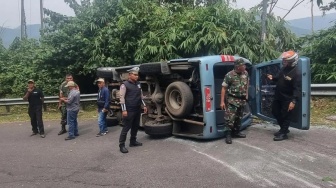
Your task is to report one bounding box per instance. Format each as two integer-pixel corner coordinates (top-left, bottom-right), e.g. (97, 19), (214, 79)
(287, 12), (336, 36)
(0, 24), (41, 48)
(1, 13), (335, 48)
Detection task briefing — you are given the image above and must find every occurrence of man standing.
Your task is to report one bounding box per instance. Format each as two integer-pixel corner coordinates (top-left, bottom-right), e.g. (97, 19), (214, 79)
(60, 81), (80, 140)
(220, 58), (249, 144)
(57, 74), (78, 135)
(118, 67), (147, 153)
(267, 50), (301, 141)
(23, 79), (45, 138)
(96, 78), (110, 137)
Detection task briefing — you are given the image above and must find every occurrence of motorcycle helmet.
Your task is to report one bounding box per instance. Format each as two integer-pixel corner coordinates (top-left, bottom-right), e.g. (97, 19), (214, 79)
(281, 50), (299, 67)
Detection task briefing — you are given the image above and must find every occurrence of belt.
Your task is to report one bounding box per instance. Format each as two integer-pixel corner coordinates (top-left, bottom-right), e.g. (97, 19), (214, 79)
(228, 94), (246, 100)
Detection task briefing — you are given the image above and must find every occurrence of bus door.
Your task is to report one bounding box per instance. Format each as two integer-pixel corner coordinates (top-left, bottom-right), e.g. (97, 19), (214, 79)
(249, 57), (311, 130)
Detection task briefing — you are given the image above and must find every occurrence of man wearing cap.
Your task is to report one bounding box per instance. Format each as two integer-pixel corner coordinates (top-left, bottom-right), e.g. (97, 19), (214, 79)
(118, 67), (148, 153)
(60, 81), (80, 140)
(96, 78), (110, 137)
(220, 58), (249, 144)
(23, 79), (45, 138)
(57, 74), (79, 135)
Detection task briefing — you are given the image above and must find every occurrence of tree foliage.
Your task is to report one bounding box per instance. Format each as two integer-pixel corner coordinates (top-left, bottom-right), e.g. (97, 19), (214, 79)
(320, 0), (336, 11)
(300, 25), (336, 83)
(0, 0), (333, 98)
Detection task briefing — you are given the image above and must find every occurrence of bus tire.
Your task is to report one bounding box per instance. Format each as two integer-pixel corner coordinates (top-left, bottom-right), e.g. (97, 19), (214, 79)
(97, 67), (115, 78)
(139, 62), (162, 74)
(144, 122), (172, 136)
(106, 116), (118, 127)
(165, 81), (194, 118)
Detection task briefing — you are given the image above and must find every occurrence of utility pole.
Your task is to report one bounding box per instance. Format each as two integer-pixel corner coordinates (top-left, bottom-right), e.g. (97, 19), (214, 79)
(261, 0), (268, 42)
(311, 0), (314, 34)
(40, 0), (44, 31)
(20, 0), (27, 39)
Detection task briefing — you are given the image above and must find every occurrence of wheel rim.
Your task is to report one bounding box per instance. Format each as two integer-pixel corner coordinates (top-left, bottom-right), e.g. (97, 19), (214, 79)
(169, 89), (182, 110)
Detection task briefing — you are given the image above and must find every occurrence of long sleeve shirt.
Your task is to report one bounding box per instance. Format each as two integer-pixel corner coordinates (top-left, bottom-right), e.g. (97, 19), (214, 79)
(272, 66), (301, 102)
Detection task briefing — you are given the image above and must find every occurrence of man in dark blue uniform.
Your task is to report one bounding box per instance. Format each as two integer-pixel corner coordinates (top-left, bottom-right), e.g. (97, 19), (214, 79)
(118, 67), (147, 153)
(96, 78), (110, 137)
(23, 79), (45, 138)
(267, 50), (301, 141)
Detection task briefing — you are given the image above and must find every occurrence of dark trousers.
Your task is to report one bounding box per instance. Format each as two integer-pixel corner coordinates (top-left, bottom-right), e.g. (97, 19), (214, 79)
(272, 100), (292, 133)
(28, 106), (44, 134)
(119, 110), (141, 145)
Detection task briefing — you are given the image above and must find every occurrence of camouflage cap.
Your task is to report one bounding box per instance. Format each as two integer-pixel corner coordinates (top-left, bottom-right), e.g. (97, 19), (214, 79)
(234, 58), (245, 66)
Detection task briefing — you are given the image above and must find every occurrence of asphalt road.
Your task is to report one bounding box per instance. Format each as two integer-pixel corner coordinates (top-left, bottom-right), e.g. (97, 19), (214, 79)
(0, 119), (335, 188)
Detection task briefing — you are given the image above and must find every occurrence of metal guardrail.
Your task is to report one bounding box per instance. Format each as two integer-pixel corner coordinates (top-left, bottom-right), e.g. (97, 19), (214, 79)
(310, 84), (336, 96)
(0, 94), (98, 113)
(0, 84), (335, 112)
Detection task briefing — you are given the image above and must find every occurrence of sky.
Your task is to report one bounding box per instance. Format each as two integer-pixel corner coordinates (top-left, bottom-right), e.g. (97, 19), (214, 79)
(0, 0), (335, 29)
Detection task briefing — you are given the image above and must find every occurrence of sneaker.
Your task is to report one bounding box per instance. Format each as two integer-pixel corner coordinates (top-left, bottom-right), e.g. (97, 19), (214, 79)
(104, 130), (109, 134)
(96, 132), (106, 137)
(40, 134), (45, 138)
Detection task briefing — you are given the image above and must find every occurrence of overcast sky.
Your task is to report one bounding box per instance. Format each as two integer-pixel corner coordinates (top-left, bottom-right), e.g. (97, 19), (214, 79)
(0, 0), (335, 29)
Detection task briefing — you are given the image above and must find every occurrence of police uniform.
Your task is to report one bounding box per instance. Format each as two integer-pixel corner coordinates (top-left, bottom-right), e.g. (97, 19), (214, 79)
(118, 67), (146, 153)
(222, 58), (249, 143)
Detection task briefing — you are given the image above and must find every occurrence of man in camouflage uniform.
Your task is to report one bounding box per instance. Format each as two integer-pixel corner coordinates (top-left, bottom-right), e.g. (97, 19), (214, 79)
(58, 74), (79, 135)
(220, 58), (249, 144)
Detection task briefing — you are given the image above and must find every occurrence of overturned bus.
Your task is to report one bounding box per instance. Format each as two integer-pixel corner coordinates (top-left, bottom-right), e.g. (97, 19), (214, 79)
(96, 55), (311, 139)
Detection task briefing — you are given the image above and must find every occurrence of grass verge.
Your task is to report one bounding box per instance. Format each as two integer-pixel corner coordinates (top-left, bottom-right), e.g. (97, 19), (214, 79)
(0, 102), (98, 124)
(1, 98), (336, 128)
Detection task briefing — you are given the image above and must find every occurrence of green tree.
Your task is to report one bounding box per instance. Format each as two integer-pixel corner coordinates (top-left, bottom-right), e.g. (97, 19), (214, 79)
(300, 25), (336, 83)
(0, 38), (44, 97)
(135, 3), (298, 63)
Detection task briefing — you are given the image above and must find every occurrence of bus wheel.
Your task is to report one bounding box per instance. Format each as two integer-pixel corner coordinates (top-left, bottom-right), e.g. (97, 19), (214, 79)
(144, 122), (172, 136)
(165, 81), (194, 118)
(139, 62), (162, 74)
(106, 116), (118, 127)
(97, 67), (115, 78)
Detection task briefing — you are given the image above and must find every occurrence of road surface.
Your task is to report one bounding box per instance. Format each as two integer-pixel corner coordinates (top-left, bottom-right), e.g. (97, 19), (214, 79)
(0, 119), (335, 188)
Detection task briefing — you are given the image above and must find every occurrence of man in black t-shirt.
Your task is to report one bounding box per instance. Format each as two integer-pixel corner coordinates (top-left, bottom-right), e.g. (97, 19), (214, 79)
(23, 79), (45, 138)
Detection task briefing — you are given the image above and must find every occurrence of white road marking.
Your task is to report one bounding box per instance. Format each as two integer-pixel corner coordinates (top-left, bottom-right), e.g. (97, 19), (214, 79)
(254, 173), (277, 187)
(192, 149), (255, 182)
(235, 140), (266, 151)
(278, 170), (320, 188)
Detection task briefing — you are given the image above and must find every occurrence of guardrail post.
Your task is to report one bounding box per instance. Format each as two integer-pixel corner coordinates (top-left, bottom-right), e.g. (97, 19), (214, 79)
(43, 104), (47, 112)
(81, 103), (86, 111)
(6, 106), (10, 113)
